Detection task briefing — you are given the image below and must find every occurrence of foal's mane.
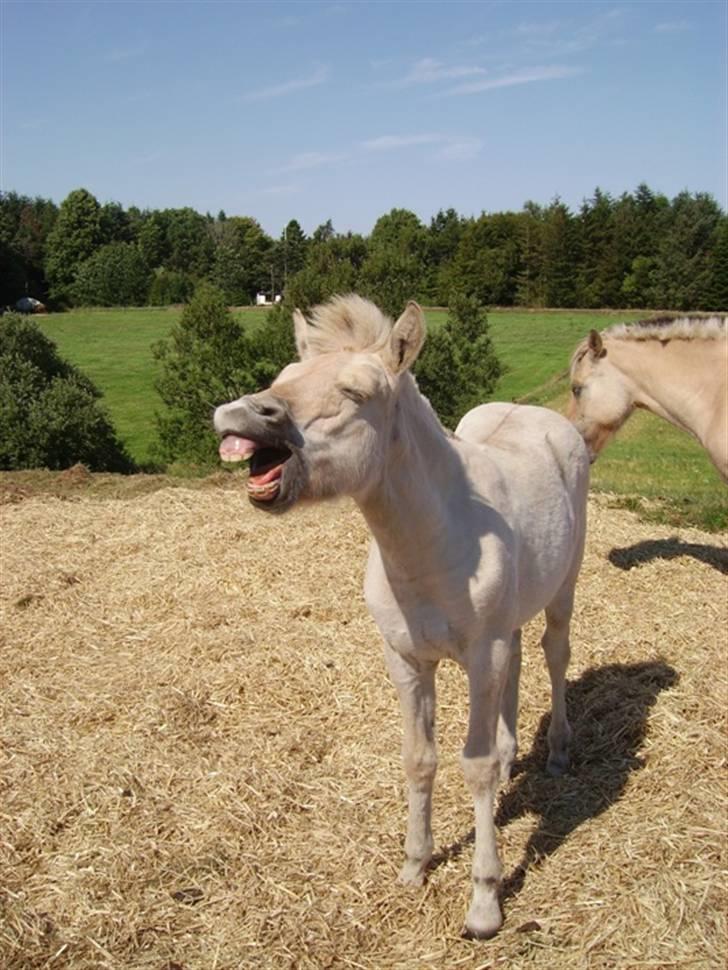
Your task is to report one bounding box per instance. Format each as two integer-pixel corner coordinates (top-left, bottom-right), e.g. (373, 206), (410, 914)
(302, 294), (393, 357)
(603, 315), (727, 343)
(302, 294), (452, 438)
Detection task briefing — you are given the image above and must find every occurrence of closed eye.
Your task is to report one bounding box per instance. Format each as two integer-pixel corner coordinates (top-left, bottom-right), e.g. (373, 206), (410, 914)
(338, 385), (367, 404)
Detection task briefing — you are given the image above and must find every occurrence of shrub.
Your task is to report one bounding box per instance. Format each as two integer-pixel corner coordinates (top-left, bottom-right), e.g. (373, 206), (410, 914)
(153, 285), (299, 467)
(153, 284), (254, 465)
(0, 314), (134, 471)
(73, 241), (150, 306)
(414, 294), (502, 428)
(148, 268), (195, 306)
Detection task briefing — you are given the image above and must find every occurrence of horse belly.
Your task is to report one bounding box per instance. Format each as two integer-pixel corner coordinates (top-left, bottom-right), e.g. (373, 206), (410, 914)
(510, 489), (586, 627)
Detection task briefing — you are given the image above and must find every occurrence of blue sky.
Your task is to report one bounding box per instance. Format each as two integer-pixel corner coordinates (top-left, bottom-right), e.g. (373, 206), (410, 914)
(2, 0), (726, 236)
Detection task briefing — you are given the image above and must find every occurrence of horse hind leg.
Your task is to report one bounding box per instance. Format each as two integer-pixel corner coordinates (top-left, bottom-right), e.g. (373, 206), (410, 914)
(541, 585), (575, 776)
(496, 629), (522, 783)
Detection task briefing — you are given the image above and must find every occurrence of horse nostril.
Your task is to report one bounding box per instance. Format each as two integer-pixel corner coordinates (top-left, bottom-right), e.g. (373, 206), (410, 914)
(250, 396), (287, 421)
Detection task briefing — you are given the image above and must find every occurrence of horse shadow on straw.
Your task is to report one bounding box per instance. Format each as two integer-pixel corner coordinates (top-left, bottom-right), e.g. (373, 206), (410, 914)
(429, 659), (678, 906)
(608, 538), (727, 575)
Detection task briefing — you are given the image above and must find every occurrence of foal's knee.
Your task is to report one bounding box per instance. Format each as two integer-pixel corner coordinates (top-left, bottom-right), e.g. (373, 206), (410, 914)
(460, 753), (500, 797)
(403, 744), (437, 789)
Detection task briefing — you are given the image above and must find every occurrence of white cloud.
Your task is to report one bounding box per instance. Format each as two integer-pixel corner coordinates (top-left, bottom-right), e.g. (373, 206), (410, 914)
(515, 21), (562, 37)
(360, 133), (483, 162)
(361, 134), (443, 152)
(279, 151), (348, 173)
(261, 184), (299, 196)
(242, 65), (329, 102)
(654, 21), (692, 33)
(105, 45), (146, 63)
(434, 137), (483, 162)
(446, 65), (581, 95)
(401, 57), (488, 84)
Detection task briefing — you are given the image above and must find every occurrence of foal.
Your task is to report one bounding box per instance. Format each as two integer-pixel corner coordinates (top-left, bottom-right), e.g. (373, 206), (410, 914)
(214, 296), (589, 938)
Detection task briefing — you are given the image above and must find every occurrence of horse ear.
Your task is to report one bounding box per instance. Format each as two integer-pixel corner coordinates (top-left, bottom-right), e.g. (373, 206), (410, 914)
(293, 309), (310, 360)
(385, 301), (426, 374)
(588, 330), (606, 359)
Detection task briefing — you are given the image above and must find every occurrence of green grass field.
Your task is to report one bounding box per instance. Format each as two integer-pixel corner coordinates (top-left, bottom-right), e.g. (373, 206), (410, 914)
(35, 305), (726, 531)
(36, 306), (264, 466)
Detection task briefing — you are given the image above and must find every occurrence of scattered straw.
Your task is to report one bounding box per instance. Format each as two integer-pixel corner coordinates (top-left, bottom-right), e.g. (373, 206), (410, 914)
(1, 486), (725, 969)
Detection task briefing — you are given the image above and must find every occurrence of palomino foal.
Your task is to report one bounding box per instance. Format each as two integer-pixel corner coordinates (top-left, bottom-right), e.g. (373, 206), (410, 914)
(214, 296), (589, 938)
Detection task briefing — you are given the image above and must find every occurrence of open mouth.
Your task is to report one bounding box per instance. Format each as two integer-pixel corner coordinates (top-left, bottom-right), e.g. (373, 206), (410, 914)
(218, 434), (292, 503)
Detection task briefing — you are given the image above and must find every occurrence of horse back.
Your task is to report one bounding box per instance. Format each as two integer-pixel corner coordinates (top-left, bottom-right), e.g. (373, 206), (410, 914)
(456, 402), (589, 495)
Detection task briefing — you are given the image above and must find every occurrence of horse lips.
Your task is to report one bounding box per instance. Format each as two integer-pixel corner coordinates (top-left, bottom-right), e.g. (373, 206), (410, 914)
(218, 435), (257, 463)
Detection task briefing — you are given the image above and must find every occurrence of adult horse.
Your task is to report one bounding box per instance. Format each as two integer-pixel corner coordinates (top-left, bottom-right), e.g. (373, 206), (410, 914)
(214, 296), (589, 939)
(568, 316), (728, 482)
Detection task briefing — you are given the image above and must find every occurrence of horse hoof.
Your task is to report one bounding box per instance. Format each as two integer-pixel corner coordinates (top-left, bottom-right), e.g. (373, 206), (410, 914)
(462, 922), (501, 941)
(398, 859), (427, 888)
(463, 900), (503, 940)
(546, 753), (570, 777)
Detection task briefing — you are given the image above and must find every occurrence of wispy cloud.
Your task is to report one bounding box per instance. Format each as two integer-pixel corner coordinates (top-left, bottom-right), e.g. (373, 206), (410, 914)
(654, 20), (692, 34)
(400, 57), (488, 85)
(105, 44), (146, 63)
(434, 137), (483, 162)
(446, 64), (581, 95)
(360, 133), (484, 162)
(515, 20), (562, 38)
(261, 184), (299, 196)
(19, 117), (48, 131)
(130, 150), (163, 166)
(361, 133), (443, 152)
(279, 151), (348, 173)
(242, 65), (329, 102)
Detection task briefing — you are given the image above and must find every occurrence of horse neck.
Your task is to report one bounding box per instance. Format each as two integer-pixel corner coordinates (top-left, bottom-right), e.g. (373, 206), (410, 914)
(606, 337), (722, 440)
(357, 375), (468, 579)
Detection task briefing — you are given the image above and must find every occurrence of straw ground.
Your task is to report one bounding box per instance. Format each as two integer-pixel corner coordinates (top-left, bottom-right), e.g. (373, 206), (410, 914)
(1, 480), (726, 969)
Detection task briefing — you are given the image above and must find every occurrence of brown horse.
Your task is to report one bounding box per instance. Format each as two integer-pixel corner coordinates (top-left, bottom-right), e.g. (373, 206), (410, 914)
(568, 316), (728, 482)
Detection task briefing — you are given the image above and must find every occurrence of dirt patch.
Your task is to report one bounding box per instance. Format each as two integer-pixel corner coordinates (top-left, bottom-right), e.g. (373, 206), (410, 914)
(0, 487), (725, 969)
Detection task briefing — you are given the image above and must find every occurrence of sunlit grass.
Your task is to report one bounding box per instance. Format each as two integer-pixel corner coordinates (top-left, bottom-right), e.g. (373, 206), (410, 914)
(34, 305), (726, 531)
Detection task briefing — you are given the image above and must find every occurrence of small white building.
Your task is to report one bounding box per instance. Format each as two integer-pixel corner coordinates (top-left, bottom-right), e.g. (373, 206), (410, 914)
(255, 293), (283, 306)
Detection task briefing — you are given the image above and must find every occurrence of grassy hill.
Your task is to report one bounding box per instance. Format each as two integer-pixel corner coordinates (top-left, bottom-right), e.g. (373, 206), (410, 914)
(33, 305), (727, 530)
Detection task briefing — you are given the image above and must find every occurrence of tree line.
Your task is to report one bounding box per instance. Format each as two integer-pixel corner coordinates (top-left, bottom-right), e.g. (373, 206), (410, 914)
(1, 184), (726, 313)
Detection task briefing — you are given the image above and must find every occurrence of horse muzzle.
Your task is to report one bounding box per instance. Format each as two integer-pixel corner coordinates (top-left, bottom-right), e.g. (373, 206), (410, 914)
(213, 395), (304, 511)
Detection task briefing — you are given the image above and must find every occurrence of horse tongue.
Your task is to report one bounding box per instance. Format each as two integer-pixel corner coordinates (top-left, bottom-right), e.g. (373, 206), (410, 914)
(248, 463), (284, 486)
(219, 435), (258, 463)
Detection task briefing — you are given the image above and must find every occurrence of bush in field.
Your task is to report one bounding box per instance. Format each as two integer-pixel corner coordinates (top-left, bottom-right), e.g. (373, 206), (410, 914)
(0, 314), (134, 471)
(153, 285), (500, 465)
(414, 294), (502, 428)
(153, 284), (256, 465)
(148, 268), (195, 306)
(154, 285), (299, 466)
(72, 242), (150, 306)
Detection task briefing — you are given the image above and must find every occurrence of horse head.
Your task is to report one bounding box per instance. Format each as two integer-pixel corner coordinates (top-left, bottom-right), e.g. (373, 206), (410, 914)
(213, 297), (425, 511)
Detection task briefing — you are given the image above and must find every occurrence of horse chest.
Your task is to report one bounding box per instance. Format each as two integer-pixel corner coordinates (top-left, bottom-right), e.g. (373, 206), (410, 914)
(364, 566), (478, 664)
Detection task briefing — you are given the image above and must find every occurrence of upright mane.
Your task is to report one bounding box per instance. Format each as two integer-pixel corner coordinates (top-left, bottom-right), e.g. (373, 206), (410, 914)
(602, 315), (727, 342)
(301, 294), (393, 357)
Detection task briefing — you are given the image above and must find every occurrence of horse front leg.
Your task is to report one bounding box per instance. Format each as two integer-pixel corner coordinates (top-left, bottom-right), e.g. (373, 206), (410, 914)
(461, 635), (512, 939)
(382, 641), (438, 887)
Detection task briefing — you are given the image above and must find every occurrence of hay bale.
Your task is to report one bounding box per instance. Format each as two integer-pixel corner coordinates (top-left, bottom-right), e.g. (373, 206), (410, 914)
(0, 488), (725, 969)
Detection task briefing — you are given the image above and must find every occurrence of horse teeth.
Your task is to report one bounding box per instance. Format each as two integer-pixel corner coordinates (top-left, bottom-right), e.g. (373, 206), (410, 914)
(247, 480), (280, 499)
